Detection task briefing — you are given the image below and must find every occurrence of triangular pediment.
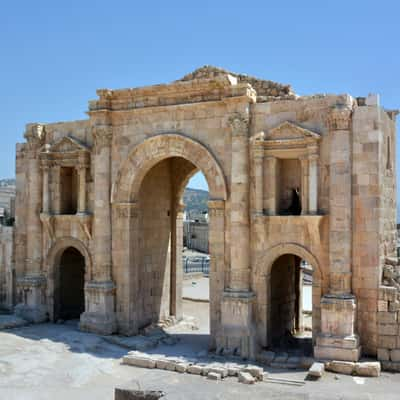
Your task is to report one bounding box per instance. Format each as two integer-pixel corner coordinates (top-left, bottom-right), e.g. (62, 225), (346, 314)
(266, 121), (320, 142)
(46, 136), (90, 154)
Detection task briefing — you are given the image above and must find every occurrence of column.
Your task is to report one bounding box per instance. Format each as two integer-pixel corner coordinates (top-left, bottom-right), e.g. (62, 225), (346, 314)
(252, 144), (264, 215)
(208, 199), (225, 349)
(264, 156), (277, 215)
(300, 157), (309, 215)
(52, 166), (61, 215)
(308, 154), (318, 214)
(41, 163), (50, 214)
(229, 113), (250, 291)
(15, 124), (47, 323)
(77, 165), (87, 214)
(80, 124), (116, 335)
(217, 113), (256, 359)
(314, 104), (360, 362)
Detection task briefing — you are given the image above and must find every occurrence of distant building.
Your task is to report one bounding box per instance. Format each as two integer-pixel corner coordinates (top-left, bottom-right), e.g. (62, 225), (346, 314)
(0, 186), (15, 226)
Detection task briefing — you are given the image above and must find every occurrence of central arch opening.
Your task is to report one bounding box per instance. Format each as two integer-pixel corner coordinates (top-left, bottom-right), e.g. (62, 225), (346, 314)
(56, 247), (85, 321)
(136, 156), (211, 345)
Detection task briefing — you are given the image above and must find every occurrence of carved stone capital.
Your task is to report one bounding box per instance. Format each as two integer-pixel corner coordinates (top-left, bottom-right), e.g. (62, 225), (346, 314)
(92, 125), (113, 151)
(228, 112), (249, 136)
(327, 105), (352, 131)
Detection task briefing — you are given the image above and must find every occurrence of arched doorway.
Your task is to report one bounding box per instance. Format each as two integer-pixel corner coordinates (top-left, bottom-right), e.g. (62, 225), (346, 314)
(269, 253), (314, 355)
(112, 134), (227, 347)
(55, 247), (85, 321)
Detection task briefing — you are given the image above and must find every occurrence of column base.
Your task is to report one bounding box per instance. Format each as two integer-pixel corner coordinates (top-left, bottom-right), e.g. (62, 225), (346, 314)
(314, 335), (361, 362)
(216, 289), (257, 359)
(314, 294), (361, 362)
(14, 275), (47, 323)
(79, 281), (117, 335)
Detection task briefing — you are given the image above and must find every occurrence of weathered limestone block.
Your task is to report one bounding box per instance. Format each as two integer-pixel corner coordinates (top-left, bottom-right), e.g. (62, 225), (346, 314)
(325, 361), (355, 375)
(354, 362), (381, 377)
(307, 362), (325, 379)
(238, 371), (256, 384)
(122, 355), (156, 369)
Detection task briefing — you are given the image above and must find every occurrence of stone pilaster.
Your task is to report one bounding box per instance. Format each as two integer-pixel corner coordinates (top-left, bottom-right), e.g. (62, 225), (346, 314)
(252, 143), (264, 215)
(300, 157), (309, 215)
(80, 124), (116, 334)
(41, 163), (50, 214)
(308, 153), (319, 214)
(315, 104), (360, 362)
(15, 124), (47, 323)
(208, 199), (225, 349)
(264, 156), (277, 215)
(217, 113), (256, 359)
(228, 113), (251, 291)
(77, 164), (88, 215)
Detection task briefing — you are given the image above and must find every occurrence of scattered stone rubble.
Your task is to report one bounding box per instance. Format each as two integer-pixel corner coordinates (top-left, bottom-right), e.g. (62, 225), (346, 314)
(122, 351), (267, 385)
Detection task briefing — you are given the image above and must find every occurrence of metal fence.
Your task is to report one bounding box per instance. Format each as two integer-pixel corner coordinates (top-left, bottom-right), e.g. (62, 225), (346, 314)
(183, 257), (210, 275)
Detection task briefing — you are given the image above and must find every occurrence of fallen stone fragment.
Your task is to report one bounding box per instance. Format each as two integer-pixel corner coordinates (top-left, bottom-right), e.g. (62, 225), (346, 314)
(226, 363), (241, 376)
(243, 365), (264, 380)
(175, 362), (188, 373)
(325, 360), (355, 375)
(238, 371), (256, 384)
(115, 388), (165, 400)
(355, 362), (381, 377)
(208, 366), (228, 378)
(207, 372), (222, 380)
(187, 364), (204, 375)
(307, 362), (324, 379)
(122, 355), (156, 369)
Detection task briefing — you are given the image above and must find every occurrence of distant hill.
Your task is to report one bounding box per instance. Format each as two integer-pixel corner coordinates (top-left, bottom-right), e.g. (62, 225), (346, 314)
(183, 187), (209, 213)
(0, 178), (15, 187)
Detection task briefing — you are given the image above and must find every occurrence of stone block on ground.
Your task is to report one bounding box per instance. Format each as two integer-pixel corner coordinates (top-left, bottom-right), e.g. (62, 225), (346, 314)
(207, 372), (222, 380)
(187, 364), (204, 375)
(325, 361), (355, 375)
(307, 362), (324, 379)
(115, 388), (165, 400)
(208, 366), (228, 378)
(238, 371), (256, 384)
(355, 362), (381, 377)
(381, 361), (400, 372)
(377, 348), (390, 361)
(226, 363), (241, 376)
(242, 365), (264, 380)
(175, 362), (189, 373)
(122, 355), (156, 369)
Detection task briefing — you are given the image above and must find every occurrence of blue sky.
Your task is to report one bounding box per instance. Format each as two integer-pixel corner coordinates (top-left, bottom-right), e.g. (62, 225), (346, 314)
(1, 0), (399, 194)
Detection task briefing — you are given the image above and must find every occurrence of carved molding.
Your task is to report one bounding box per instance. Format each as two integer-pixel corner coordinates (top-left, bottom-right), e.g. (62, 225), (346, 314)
(326, 105), (352, 131)
(228, 112), (249, 137)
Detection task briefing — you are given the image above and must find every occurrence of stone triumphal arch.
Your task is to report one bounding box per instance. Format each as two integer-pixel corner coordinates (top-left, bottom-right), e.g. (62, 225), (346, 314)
(6, 66), (400, 365)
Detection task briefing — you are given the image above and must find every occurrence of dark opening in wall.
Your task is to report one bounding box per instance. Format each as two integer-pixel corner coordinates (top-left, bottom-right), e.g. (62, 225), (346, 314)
(60, 167), (78, 214)
(278, 159), (302, 215)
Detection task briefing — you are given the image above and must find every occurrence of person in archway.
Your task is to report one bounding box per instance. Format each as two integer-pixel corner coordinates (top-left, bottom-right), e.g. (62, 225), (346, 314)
(288, 187), (302, 215)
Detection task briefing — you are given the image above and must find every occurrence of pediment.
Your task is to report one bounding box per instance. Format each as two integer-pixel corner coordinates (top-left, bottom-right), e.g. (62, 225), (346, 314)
(266, 121), (320, 142)
(45, 136), (90, 154)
